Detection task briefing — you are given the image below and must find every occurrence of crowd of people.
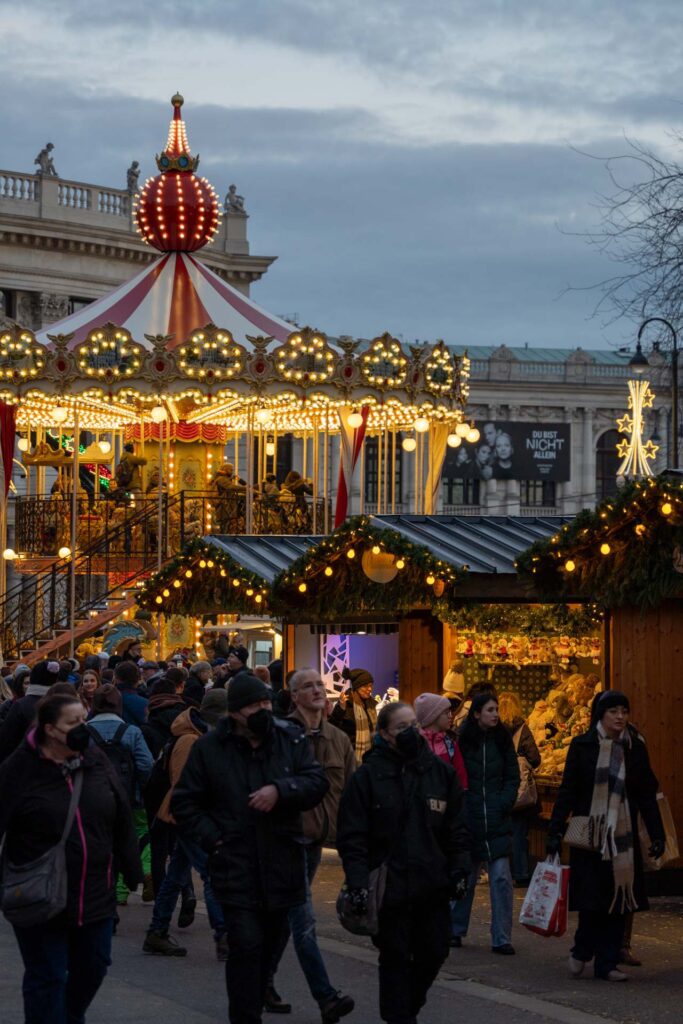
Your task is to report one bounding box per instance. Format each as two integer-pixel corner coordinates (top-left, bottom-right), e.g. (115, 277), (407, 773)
(0, 648), (667, 1023)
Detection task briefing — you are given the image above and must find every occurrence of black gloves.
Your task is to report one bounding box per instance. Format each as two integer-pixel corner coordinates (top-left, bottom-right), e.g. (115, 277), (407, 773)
(546, 834), (562, 857)
(347, 888), (369, 914)
(649, 839), (665, 860)
(449, 870), (469, 901)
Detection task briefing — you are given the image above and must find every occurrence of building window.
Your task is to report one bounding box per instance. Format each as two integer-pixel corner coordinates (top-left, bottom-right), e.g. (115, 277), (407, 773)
(69, 297), (92, 315)
(442, 477), (480, 506)
(520, 480), (556, 507)
(595, 429), (620, 499)
(0, 290), (13, 318)
(363, 436), (402, 506)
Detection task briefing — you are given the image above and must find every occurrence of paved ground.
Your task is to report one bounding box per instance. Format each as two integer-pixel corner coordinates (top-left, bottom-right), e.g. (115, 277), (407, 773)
(0, 851), (681, 1024)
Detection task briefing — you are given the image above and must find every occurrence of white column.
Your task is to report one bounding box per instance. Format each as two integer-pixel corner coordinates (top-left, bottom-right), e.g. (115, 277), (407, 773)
(582, 408), (595, 509)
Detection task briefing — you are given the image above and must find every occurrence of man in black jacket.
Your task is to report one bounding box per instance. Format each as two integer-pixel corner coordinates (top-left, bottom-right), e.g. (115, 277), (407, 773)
(172, 671), (328, 1024)
(338, 701), (471, 1024)
(0, 659), (61, 763)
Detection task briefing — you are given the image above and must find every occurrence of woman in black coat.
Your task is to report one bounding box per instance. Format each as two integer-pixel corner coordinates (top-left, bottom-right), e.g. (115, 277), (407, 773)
(547, 691), (664, 982)
(338, 701), (471, 1024)
(0, 693), (142, 1024)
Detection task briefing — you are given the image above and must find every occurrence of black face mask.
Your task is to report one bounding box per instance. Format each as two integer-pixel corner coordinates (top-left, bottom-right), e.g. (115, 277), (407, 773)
(65, 723), (91, 753)
(246, 709), (272, 738)
(395, 725), (421, 758)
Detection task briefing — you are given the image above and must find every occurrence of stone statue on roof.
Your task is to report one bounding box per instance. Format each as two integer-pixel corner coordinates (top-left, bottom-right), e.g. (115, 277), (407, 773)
(35, 143), (57, 177)
(224, 184), (246, 215)
(126, 161), (140, 194)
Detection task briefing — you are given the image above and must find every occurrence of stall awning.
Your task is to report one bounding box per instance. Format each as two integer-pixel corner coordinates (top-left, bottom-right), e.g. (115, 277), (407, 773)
(205, 534), (319, 583)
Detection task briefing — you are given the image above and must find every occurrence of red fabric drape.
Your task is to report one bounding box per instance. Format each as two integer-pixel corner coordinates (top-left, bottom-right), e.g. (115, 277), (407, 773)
(334, 406), (369, 527)
(0, 402), (17, 500)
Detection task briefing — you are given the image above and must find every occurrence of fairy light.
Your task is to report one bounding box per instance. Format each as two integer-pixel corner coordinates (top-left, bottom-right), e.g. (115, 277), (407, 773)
(298, 582), (307, 593)
(565, 560), (576, 572)
(360, 334), (408, 388)
(600, 543), (611, 555)
(324, 566), (333, 577)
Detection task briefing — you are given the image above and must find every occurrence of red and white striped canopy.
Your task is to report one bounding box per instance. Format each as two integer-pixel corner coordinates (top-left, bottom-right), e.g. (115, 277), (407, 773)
(37, 253), (292, 350)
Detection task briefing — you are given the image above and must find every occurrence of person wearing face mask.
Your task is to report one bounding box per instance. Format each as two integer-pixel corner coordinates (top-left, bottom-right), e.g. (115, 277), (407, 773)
(337, 701), (470, 1024)
(450, 693), (520, 955)
(171, 670), (328, 1024)
(329, 667), (377, 764)
(0, 694), (142, 1024)
(546, 691), (664, 982)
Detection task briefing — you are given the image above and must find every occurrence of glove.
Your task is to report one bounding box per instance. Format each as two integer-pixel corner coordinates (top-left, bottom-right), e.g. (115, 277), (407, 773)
(347, 887), (369, 914)
(449, 870), (469, 901)
(649, 839), (665, 860)
(546, 834), (562, 857)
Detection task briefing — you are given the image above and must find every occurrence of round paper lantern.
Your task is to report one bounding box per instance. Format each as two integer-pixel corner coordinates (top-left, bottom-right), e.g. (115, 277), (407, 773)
(361, 548), (398, 584)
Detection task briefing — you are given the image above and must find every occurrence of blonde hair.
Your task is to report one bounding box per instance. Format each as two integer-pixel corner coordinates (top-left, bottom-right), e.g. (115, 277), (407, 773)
(497, 690), (523, 727)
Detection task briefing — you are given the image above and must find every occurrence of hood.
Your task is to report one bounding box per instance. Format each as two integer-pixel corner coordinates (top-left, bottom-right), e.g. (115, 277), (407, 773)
(171, 706), (206, 739)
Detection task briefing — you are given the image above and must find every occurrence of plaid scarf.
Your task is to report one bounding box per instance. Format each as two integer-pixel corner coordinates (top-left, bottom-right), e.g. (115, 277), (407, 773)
(352, 696), (376, 764)
(590, 722), (636, 912)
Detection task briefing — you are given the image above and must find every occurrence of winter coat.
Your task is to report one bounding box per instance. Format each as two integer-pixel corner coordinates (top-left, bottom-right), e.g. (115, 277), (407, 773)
(88, 713), (154, 784)
(0, 730), (142, 925)
(422, 728), (468, 790)
(157, 707), (208, 825)
(337, 736), (471, 906)
(171, 715), (328, 910)
(117, 684), (148, 728)
(144, 694), (187, 756)
(329, 695), (376, 747)
(548, 727), (664, 914)
(458, 726), (520, 862)
(288, 708), (355, 845)
(0, 688), (50, 764)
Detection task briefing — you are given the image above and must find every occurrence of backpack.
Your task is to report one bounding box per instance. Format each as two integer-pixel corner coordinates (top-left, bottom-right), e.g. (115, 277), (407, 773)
(88, 722), (136, 804)
(142, 736), (178, 824)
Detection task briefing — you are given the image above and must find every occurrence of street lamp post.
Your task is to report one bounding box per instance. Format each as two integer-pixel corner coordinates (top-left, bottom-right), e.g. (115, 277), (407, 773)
(630, 317), (679, 469)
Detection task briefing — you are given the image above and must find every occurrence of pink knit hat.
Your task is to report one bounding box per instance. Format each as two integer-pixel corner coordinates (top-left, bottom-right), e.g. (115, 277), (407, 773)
(414, 693), (451, 728)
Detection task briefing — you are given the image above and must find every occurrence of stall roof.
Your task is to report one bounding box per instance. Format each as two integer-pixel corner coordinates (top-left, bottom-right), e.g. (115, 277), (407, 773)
(206, 514), (570, 579)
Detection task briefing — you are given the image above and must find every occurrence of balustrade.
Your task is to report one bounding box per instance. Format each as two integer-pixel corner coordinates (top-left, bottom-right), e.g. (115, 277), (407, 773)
(0, 172), (39, 202)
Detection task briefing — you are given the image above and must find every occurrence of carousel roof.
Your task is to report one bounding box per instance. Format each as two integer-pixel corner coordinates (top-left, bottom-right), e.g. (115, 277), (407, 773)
(36, 252), (292, 351)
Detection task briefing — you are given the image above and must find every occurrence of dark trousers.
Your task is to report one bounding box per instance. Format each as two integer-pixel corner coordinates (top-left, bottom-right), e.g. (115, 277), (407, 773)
(13, 915), (113, 1024)
(149, 818), (194, 904)
(373, 897), (450, 1024)
(573, 910), (625, 978)
(222, 905), (290, 1024)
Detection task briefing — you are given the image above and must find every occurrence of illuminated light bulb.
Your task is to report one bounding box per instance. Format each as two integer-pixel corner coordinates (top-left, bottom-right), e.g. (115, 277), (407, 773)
(426, 574), (435, 585)
(372, 545), (381, 554)
(220, 568), (227, 577)
(53, 405), (69, 424)
(98, 440), (111, 455)
(634, 524), (646, 537)
(402, 437), (417, 452)
(207, 560), (214, 568)
(255, 594), (263, 604)
(255, 408), (269, 425)
(17, 437), (29, 452)
(347, 548), (356, 559)
(298, 582), (307, 593)
(600, 543), (611, 555)
(324, 566), (333, 577)
(185, 569), (193, 579)
(199, 560), (207, 568)
(455, 421), (470, 438)
(447, 433), (461, 448)
(348, 411), (363, 429)
(661, 502), (673, 516)
(151, 405), (167, 423)
(265, 441), (275, 457)
(173, 579), (182, 589)
(155, 595), (163, 605)
(58, 546), (71, 559)
(466, 427), (480, 444)
(414, 417), (429, 433)
(395, 558), (406, 570)
(564, 560), (576, 573)
(162, 588), (170, 597)
(246, 588), (254, 596)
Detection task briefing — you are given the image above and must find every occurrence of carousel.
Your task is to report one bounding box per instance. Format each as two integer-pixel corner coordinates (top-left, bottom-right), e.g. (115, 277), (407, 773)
(0, 94), (475, 661)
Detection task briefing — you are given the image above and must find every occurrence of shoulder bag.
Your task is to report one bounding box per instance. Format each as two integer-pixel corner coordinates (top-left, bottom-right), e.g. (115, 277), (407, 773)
(0, 769), (83, 927)
(513, 727), (538, 812)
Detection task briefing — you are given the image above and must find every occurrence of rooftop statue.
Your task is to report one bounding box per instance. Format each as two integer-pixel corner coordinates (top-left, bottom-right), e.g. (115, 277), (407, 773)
(224, 184), (246, 214)
(126, 160), (140, 194)
(35, 142), (57, 177)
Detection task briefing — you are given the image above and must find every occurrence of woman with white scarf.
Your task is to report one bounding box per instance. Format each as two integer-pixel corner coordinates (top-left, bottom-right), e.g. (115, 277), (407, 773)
(329, 668), (377, 764)
(547, 691), (664, 982)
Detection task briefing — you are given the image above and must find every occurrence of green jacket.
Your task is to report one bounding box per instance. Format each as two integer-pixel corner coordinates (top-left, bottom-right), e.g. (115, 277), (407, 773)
(460, 728), (519, 862)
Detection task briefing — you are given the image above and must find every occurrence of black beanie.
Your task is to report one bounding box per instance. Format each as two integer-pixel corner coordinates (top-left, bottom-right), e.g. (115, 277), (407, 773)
(228, 645), (249, 666)
(595, 690), (630, 718)
(227, 670), (271, 712)
(29, 660), (61, 690)
(342, 667), (374, 691)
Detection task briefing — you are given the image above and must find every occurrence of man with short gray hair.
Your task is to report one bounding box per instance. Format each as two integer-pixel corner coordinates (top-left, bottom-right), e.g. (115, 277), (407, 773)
(268, 668), (355, 1024)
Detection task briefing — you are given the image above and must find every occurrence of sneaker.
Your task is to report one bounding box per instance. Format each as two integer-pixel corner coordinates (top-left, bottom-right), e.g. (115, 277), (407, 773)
(178, 895), (197, 928)
(604, 969), (629, 982)
(143, 929), (187, 957)
(568, 956), (585, 977)
(320, 992), (355, 1024)
(264, 986), (291, 1014)
(141, 874), (155, 903)
(450, 936), (462, 948)
(215, 935), (229, 962)
(491, 944), (515, 955)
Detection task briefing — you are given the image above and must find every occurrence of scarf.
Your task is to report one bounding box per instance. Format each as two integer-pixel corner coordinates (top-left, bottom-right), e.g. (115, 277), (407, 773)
(590, 722), (636, 912)
(352, 695), (376, 764)
(423, 729), (454, 765)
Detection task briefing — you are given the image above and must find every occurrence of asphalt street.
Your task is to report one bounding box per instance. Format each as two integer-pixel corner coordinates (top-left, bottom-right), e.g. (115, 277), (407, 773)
(0, 852), (680, 1024)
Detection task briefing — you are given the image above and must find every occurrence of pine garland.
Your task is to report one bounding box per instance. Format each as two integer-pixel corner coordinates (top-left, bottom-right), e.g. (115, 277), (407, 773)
(516, 473), (683, 609)
(433, 601), (603, 635)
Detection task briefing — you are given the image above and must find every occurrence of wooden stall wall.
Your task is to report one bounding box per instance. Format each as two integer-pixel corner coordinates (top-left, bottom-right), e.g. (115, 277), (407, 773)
(610, 600), (683, 882)
(398, 613), (444, 705)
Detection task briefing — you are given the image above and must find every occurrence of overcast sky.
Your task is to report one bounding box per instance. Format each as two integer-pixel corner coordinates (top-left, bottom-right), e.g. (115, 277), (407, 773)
(2, 0), (683, 349)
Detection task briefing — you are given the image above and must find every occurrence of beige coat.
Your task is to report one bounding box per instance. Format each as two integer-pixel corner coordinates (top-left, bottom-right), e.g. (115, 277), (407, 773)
(289, 708), (355, 845)
(157, 707), (204, 825)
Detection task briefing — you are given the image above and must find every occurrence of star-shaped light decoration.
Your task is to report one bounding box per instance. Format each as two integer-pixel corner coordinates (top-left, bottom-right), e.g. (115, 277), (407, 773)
(616, 379), (658, 479)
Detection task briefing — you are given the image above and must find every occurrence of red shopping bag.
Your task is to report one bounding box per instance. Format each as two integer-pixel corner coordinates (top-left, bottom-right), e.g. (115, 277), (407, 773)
(519, 857), (570, 938)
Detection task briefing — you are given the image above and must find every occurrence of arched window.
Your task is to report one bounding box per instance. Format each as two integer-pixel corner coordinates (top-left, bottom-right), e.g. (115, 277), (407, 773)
(595, 429), (620, 499)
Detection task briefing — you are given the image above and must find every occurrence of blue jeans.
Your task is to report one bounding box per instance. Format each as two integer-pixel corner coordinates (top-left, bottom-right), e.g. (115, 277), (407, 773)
(151, 834), (225, 937)
(13, 915), (113, 1024)
(451, 856), (513, 948)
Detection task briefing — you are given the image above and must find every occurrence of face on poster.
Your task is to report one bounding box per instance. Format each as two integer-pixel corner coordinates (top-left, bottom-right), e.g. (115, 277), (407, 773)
(443, 422), (571, 481)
